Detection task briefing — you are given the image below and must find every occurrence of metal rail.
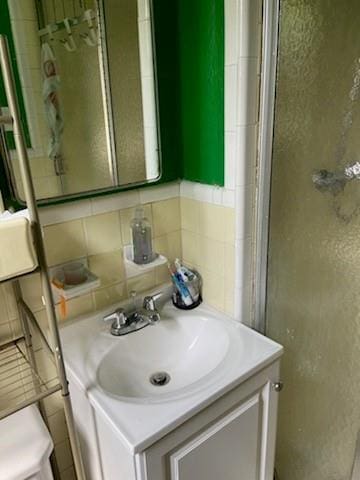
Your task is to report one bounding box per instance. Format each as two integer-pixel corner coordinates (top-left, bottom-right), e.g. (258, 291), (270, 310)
(0, 339), (62, 421)
(0, 35), (86, 480)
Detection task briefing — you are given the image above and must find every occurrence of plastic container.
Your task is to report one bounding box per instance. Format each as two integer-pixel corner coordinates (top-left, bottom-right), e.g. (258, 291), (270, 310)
(131, 207), (154, 265)
(0, 405), (54, 480)
(62, 262), (87, 285)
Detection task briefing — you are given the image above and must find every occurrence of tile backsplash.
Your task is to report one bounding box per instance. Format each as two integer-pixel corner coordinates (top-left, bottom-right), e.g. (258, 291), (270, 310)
(181, 197), (236, 315)
(33, 197), (181, 323)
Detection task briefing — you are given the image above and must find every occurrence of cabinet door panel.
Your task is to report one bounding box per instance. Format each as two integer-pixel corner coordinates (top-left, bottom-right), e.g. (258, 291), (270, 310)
(170, 394), (261, 480)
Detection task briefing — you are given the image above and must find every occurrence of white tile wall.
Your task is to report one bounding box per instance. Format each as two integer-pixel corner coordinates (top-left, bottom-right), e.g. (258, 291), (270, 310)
(231, 0), (262, 321)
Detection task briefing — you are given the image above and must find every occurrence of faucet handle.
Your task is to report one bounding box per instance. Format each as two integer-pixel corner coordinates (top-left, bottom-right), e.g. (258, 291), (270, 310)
(143, 295), (156, 311)
(103, 308), (127, 335)
(143, 294), (161, 324)
(143, 292), (163, 311)
(103, 308), (127, 325)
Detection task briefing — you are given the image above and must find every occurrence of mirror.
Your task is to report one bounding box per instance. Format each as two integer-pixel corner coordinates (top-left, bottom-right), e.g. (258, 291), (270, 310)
(2, 0), (160, 203)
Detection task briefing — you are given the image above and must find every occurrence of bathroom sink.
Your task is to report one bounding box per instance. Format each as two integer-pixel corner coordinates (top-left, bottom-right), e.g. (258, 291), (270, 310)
(94, 312), (230, 401)
(60, 296), (283, 452)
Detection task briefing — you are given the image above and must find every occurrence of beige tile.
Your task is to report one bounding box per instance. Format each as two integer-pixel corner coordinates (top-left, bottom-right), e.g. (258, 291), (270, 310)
(223, 207), (236, 245)
(155, 264), (171, 286)
(197, 237), (225, 276)
(120, 204), (153, 245)
(181, 230), (200, 266)
(154, 231), (182, 262)
(88, 250), (125, 287)
(34, 348), (57, 382)
(127, 270), (156, 294)
(152, 198), (180, 236)
(43, 220), (86, 266)
(225, 290), (235, 317)
(2, 283), (18, 320)
(201, 269), (225, 312)
(19, 273), (43, 312)
(93, 283), (127, 310)
(198, 202), (225, 242)
(0, 323), (12, 344)
(10, 319), (22, 341)
(55, 438), (73, 472)
(48, 410), (68, 445)
(0, 286), (9, 324)
(56, 294), (94, 322)
(180, 198), (200, 233)
(84, 212), (122, 255)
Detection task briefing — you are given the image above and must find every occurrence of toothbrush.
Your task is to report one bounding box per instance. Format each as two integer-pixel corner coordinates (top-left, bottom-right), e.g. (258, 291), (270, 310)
(168, 264), (193, 306)
(174, 259), (199, 301)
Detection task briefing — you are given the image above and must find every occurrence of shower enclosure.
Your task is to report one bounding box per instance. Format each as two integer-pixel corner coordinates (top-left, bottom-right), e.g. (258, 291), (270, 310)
(264, 0), (360, 479)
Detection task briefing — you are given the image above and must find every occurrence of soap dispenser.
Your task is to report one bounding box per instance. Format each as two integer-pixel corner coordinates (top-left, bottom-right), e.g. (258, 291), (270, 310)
(131, 207), (154, 264)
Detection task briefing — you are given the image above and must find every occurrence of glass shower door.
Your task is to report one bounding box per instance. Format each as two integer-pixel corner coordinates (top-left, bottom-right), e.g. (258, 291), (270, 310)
(266, 1), (360, 479)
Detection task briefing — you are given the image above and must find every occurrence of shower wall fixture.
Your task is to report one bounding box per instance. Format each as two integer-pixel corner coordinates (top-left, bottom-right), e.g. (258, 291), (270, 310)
(312, 162), (360, 195)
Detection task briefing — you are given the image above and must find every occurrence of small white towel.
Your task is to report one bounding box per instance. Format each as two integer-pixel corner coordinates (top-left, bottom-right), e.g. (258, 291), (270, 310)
(41, 42), (64, 172)
(0, 209), (37, 281)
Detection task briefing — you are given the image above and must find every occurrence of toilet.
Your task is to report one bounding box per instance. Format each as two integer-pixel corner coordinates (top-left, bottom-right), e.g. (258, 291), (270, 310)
(0, 405), (54, 480)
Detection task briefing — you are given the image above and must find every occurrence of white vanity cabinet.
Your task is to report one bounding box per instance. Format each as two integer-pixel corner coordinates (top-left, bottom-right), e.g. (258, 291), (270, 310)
(61, 302), (283, 480)
(68, 360), (280, 480)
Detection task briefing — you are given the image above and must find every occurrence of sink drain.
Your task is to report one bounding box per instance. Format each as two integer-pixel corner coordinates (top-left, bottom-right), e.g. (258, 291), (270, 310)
(149, 371), (171, 386)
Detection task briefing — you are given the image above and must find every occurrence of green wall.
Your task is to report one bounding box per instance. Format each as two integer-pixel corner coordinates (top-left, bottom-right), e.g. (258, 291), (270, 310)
(178, 0), (224, 185)
(153, 0), (225, 186)
(152, 0), (182, 184)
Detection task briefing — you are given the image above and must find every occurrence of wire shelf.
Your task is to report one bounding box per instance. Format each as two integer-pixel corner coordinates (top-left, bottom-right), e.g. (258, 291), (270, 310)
(0, 339), (61, 420)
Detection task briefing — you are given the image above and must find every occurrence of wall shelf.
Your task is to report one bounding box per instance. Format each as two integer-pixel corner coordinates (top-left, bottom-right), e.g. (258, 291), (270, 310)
(123, 244), (167, 278)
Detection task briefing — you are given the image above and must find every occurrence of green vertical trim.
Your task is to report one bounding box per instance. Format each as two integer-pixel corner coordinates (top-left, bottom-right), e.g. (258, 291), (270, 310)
(178, 0), (224, 186)
(152, 0), (182, 183)
(0, 0), (31, 149)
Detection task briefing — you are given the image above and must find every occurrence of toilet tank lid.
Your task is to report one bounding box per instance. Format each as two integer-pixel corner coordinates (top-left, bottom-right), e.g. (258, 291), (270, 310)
(0, 405), (54, 480)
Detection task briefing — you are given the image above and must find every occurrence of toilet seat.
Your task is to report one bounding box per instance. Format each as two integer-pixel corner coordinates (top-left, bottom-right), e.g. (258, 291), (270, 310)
(0, 405), (54, 480)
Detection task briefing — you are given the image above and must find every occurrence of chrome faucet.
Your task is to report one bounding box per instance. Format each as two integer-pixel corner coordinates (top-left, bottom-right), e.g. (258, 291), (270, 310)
(143, 293), (162, 324)
(103, 292), (163, 336)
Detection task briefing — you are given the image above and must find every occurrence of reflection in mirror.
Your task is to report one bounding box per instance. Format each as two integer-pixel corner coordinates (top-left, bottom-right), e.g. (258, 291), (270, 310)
(3, 0), (160, 203)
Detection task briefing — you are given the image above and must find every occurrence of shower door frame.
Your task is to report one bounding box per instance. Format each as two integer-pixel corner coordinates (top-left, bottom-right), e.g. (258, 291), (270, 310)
(253, 0), (280, 334)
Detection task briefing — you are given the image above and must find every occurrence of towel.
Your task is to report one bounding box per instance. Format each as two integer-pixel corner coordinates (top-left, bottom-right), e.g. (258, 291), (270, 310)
(0, 209), (37, 281)
(41, 42), (64, 174)
(0, 208), (30, 221)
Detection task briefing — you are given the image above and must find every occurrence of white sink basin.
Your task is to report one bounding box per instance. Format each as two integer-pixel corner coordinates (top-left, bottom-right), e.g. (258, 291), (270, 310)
(95, 312), (230, 401)
(60, 298), (283, 452)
